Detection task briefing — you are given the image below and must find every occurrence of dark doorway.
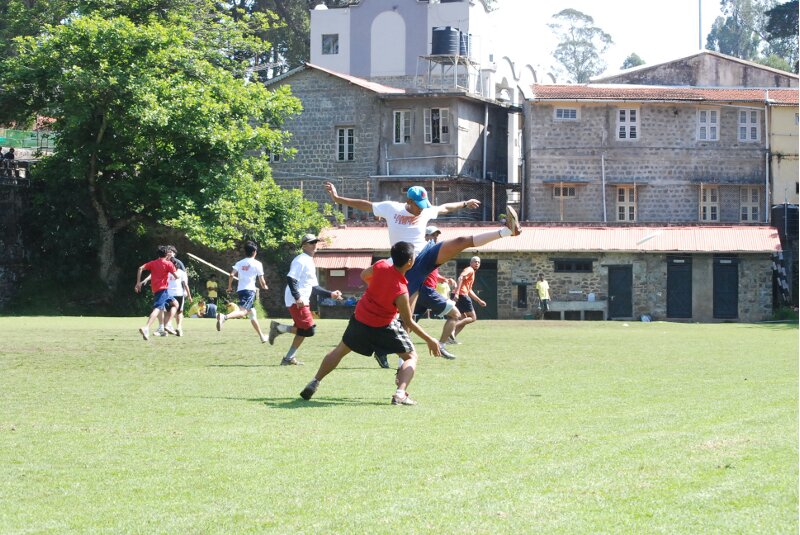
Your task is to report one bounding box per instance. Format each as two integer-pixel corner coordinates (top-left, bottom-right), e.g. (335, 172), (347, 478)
(667, 256), (692, 318)
(455, 258), (498, 319)
(608, 265), (632, 319)
(713, 257), (739, 319)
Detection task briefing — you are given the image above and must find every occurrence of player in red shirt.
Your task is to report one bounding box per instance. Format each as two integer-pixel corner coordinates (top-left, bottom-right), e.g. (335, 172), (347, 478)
(135, 245), (178, 340)
(300, 241), (441, 405)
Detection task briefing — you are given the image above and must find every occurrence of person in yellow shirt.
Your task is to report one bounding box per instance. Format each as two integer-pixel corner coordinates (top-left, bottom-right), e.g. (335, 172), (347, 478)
(187, 300), (207, 318)
(225, 301), (240, 315)
(535, 273), (550, 316)
(206, 275), (218, 303)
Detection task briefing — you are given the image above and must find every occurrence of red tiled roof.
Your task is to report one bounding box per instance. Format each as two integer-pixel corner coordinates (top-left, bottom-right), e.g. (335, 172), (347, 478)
(314, 253), (373, 269)
(532, 84), (798, 105)
(317, 225), (781, 254)
(305, 63), (406, 95)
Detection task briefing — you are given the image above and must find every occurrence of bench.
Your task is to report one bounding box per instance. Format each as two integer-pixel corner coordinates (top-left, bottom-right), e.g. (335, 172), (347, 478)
(545, 300), (606, 321)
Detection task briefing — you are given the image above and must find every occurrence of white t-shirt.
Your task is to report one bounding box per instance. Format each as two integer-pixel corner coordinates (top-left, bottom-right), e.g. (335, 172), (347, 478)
(233, 257), (264, 292)
(168, 269), (188, 297)
(372, 201), (439, 253)
(284, 252), (318, 307)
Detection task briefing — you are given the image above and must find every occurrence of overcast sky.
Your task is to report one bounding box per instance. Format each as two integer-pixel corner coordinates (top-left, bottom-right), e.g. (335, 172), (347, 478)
(491, 0), (724, 79)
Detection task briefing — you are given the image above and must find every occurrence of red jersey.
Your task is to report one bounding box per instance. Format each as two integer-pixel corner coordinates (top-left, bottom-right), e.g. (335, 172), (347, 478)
(144, 258), (177, 293)
(355, 259), (408, 327)
(422, 266), (440, 289)
(457, 266), (475, 296)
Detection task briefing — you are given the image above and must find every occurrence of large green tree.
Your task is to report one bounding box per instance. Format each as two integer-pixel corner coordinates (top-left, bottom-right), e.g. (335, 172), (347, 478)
(706, 0), (798, 72)
(548, 9), (613, 83)
(0, 4), (329, 293)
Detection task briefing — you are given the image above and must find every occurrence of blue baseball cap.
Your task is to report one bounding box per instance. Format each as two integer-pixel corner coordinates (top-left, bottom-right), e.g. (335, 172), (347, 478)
(407, 186), (432, 209)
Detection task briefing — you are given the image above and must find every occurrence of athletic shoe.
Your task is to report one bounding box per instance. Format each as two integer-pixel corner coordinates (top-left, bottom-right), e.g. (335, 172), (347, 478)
(260, 335), (268, 344)
(374, 353), (390, 369)
(281, 356), (303, 366)
(153, 329), (166, 337)
(439, 344), (457, 360)
(391, 392), (417, 406)
(268, 321), (280, 345)
(300, 379), (319, 400)
(505, 205), (521, 236)
(176, 327), (183, 337)
(164, 326), (177, 336)
(139, 327), (149, 341)
(446, 335), (460, 345)
(216, 313), (226, 331)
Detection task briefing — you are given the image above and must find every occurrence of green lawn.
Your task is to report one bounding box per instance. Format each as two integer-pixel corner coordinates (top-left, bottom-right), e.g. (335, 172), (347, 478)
(0, 317), (797, 534)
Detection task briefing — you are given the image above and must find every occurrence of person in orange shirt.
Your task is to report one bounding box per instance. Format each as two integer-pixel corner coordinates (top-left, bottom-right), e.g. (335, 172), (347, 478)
(452, 256), (485, 342)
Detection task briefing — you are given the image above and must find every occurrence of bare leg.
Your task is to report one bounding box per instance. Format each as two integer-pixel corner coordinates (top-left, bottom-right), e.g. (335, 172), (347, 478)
(396, 351), (418, 391)
(249, 316), (266, 339)
(313, 341), (352, 382)
(439, 311), (460, 343)
(454, 311), (477, 336)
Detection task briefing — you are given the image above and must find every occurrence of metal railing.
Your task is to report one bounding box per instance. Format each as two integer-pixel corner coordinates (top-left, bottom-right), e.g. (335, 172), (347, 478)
(0, 129), (56, 151)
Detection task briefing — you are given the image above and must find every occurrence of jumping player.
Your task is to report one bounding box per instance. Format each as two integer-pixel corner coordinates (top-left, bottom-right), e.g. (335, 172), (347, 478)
(216, 241), (269, 342)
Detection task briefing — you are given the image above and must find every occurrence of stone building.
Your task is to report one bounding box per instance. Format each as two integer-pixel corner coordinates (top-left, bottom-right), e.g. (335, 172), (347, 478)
(313, 225), (781, 322)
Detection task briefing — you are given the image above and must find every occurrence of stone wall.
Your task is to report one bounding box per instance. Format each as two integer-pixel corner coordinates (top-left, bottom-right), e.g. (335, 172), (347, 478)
(459, 251), (774, 322)
(526, 102), (768, 223)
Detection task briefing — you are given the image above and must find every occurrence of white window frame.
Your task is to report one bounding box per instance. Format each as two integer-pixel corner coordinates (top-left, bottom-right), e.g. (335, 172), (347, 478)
(738, 110), (760, 142)
(336, 127), (354, 162)
(697, 108), (719, 141)
(393, 110), (411, 144)
(740, 186), (760, 222)
(424, 108), (450, 144)
(700, 186), (719, 221)
(616, 186), (636, 222)
(322, 34), (339, 55)
(554, 107), (579, 121)
(553, 185), (576, 198)
(616, 108), (639, 140)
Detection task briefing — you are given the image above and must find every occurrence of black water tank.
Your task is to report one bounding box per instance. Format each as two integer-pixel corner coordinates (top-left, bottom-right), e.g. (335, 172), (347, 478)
(431, 26), (459, 55)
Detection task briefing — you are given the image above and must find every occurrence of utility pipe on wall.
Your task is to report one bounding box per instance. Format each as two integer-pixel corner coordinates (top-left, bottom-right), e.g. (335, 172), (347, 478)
(601, 153), (607, 222)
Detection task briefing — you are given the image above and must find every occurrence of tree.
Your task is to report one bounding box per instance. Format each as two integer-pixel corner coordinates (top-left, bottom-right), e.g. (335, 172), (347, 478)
(621, 53), (646, 70)
(706, 0), (798, 71)
(548, 9), (613, 83)
(0, 5), (330, 294)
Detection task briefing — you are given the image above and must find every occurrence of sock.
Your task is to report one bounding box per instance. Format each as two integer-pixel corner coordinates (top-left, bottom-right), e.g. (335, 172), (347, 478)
(285, 347), (298, 360)
(395, 389), (405, 397)
(499, 226), (513, 237)
(277, 324), (291, 333)
(157, 323), (164, 331)
(473, 229), (506, 247)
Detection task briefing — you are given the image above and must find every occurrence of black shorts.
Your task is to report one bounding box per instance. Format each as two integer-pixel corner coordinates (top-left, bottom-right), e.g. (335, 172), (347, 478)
(342, 315), (414, 357)
(456, 295), (474, 314)
(173, 295), (185, 312)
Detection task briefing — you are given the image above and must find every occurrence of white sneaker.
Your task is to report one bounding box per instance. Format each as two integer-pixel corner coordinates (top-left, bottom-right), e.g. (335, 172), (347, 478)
(164, 326), (177, 336)
(139, 327), (149, 340)
(176, 327), (183, 337)
(154, 329), (166, 337)
(216, 313), (226, 331)
(505, 205), (521, 236)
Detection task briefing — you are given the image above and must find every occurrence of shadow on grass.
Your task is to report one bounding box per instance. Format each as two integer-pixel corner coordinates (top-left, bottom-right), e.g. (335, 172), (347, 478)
(207, 364), (274, 368)
(253, 396), (387, 408)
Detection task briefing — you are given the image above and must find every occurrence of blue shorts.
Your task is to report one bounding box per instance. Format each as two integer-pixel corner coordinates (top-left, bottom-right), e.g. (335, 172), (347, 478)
(152, 289), (174, 311)
(456, 294), (474, 314)
(237, 290), (256, 310)
(415, 285), (450, 317)
(405, 241), (443, 295)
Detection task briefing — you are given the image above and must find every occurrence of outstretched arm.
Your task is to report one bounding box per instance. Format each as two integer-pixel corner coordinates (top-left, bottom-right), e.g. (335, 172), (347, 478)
(437, 198), (480, 215)
(325, 181), (373, 213)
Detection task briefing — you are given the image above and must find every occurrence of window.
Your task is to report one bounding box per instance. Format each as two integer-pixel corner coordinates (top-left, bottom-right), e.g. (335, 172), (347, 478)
(616, 186), (636, 222)
(336, 127), (354, 161)
(553, 186), (576, 198)
(740, 186), (760, 222)
(700, 186), (719, 221)
(738, 110), (760, 142)
(516, 285), (528, 309)
(697, 108), (719, 141)
(554, 259), (593, 273)
(617, 108), (639, 140)
(554, 107), (579, 121)
(424, 108), (450, 144)
(393, 110), (411, 144)
(322, 34), (339, 55)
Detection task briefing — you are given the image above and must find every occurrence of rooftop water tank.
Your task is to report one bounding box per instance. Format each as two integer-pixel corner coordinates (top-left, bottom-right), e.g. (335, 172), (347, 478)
(431, 26), (459, 55)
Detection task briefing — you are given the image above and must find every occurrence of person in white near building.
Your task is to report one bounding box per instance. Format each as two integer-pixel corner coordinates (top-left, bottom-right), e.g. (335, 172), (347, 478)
(216, 240), (269, 342)
(268, 233), (343, 366)
(166, 258), (192, 336)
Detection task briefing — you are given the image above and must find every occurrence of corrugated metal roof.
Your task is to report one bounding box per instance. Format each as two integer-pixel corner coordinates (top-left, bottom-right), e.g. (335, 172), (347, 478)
(532, 84), (798, 105)
(317, 225), (781, 254)
(314, 253), (373, 269)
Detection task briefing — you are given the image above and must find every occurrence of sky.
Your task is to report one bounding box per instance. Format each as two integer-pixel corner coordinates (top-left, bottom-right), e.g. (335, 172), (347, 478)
(491, 0), (724, 79)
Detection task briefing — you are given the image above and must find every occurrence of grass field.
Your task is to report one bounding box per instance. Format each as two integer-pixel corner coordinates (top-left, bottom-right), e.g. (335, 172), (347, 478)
(0, 316), (797, 534)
